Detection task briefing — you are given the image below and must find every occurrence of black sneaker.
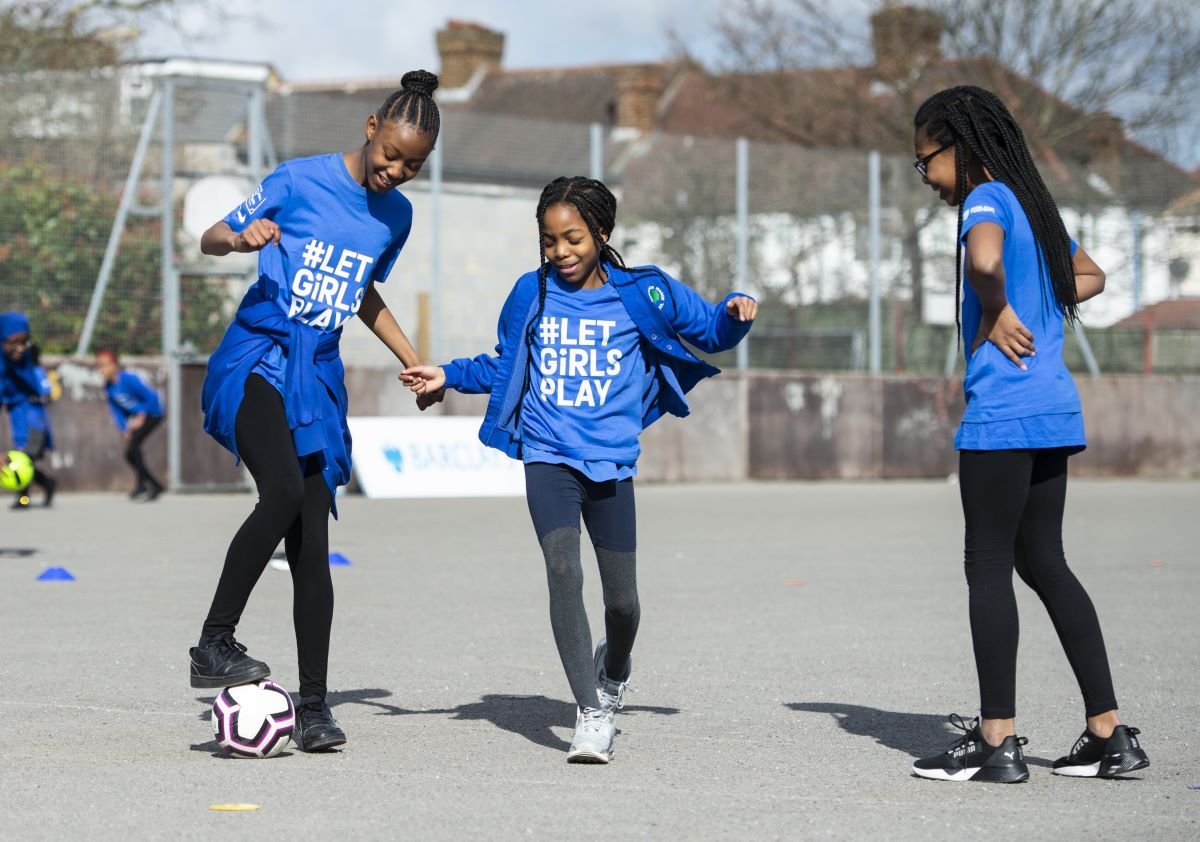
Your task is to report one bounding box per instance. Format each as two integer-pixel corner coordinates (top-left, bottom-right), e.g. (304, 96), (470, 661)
(41, 476), (56, 508)
(1053, 724), (1149, 778)
(295, 701), (346, 752)
(11, 493), (31, 510)
(189, 636), (271, 689)
(912, 714), (1030, 783)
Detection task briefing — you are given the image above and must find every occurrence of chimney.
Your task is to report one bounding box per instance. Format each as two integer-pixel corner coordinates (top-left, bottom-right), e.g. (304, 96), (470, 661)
(436, 20), (504, 89)
(615, 66), (663, 133)
(871, 5), (943, 82)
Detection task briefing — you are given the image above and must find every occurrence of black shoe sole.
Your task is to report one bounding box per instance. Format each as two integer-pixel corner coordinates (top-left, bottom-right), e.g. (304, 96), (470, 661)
(297, 730), (346, 752)
(189, 664), (271, 689)
(973, 762), (1030, 783)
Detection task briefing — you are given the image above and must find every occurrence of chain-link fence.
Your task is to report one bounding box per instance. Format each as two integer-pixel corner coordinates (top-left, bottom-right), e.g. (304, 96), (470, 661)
(2, 65), (1199, 376)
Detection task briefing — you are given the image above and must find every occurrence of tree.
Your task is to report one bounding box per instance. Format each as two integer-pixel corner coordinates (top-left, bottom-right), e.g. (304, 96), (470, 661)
(0, 1), (207, 72)
(690, 0), (1200, 323)
(0, 162), (227, 355)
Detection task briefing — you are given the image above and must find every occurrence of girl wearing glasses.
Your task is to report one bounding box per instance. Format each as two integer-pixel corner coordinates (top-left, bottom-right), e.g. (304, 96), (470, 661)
(908, 86), (1148, 783)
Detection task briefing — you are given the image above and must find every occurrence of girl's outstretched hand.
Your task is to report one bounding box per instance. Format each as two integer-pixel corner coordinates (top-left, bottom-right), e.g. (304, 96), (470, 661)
(400, 366), (446, 412)
(233, 219), (281, 252)
(726, 296), (758, 322)
(973, 304), (1035, 370)
(401, 365), (446, 394)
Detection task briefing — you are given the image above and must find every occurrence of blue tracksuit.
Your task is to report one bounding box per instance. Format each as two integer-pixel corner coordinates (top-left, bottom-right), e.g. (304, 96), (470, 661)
(0, 312), (54, 451)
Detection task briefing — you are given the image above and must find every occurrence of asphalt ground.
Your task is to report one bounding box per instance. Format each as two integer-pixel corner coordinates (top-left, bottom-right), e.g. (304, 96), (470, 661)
(0, 480), (1197, 840)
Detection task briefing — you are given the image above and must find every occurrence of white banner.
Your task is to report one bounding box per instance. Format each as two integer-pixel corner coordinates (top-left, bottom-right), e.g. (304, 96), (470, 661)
(347, 416), (525, 498)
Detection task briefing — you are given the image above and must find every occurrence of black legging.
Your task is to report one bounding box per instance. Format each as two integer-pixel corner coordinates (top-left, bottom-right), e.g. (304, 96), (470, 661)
(959, 448), (1117, 719)
(200, 374), (334, 704)
(525, 462), (640, 711)
(126, 414), (164, 492)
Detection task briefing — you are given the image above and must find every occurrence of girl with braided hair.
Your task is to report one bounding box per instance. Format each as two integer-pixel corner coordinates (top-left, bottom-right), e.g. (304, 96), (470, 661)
(909, 86), (1148, 783)
(404, 175), (756, 763)
(191, 70), (441, 752)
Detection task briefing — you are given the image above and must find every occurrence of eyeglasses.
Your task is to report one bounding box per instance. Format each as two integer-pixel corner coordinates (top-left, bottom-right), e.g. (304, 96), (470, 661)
(913, 143), (953, 178)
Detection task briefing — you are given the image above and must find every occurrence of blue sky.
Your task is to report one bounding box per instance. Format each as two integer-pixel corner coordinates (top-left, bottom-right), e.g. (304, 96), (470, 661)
(136, 0), (1195, 167)
(136, 0), (770, 80)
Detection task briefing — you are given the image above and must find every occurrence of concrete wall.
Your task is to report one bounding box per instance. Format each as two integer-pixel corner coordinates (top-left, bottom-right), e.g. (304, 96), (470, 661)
(7, 360), (1197, 491)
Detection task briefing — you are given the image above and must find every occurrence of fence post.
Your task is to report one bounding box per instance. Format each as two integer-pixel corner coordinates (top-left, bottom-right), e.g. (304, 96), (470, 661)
(430, 133), (443, 362)
(868, 150), (882, 374)
(736, 137), (749, 371)
(75, 88), (162, 357)
(590, 122), (603, 180)
(160, 78), (182, 491)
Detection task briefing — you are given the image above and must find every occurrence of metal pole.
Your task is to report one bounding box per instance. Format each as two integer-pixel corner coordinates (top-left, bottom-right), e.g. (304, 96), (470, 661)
(247, 85), (265, 181)
(160, 78), (182, 491)
(1074, 322), (1101, 378)
(868, 150), (882, 374)
(75, 89), (163, 357)
(1130, 209), (1143, 312)
(735, 137), (749, 371)
(590, 122), (603, 181)
(430, 136), (443, 361)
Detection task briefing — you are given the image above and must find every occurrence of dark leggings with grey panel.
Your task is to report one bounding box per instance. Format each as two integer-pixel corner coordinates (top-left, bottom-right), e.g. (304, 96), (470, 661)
(525, 462), (640, 711)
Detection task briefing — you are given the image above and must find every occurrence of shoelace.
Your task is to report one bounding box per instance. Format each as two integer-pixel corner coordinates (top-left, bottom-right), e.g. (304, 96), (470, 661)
(943, 713), (1028, 755)
(598, 678), (633, 711)
(216, 636), (249, 657)
(579, 707), (609, 734)
(942, 713), (981, 754)
(300, 702), (335, 727)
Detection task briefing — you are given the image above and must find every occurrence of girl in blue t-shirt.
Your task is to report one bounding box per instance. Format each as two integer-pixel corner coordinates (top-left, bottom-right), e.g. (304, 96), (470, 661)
(190, 70), (441, 753)
(96, 350), (165, 501)
(1, 311), (58, 509)
(909, 86), (1148, 783)
(403, 176), (757, 763)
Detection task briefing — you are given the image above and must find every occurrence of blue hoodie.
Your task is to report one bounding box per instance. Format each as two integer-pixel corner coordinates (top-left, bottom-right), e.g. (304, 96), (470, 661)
(105, 370), (164, 432)
(0, 312), (54, 450)
(442, 264), (754, 460)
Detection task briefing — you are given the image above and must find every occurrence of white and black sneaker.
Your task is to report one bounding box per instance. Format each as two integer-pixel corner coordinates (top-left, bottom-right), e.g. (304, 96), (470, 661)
(912, 714), (1030, 783)
(593, 637), (631, 713)
(1053, 724), (1149, 778)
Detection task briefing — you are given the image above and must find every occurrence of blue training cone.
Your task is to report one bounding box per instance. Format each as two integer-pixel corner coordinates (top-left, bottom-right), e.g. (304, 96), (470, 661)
(328, 552), (352, 567)
(37, 566), (76, 581)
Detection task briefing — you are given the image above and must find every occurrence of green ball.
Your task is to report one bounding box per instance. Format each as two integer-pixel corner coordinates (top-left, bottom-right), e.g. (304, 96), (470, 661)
(0, 450), (34, 492)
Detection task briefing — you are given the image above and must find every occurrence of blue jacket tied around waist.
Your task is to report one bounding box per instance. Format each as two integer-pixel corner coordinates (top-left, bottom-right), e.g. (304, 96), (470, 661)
(442, 264), (753, 459)
(202, 282), (349, 510)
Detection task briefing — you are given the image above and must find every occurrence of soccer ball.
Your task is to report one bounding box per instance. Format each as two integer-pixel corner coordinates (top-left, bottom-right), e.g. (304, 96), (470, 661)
(0, 450), (34, 492)
(211, 680), (295, 758)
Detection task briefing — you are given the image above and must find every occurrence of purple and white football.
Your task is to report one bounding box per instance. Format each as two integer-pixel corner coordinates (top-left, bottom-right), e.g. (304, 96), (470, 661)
(211, 680), (295, 758)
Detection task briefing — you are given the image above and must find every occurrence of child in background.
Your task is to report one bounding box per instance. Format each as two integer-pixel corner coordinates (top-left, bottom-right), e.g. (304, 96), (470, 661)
(404, 176), (757, 764)
(0, 311), (58, 509)
(96, 350), (165, 501)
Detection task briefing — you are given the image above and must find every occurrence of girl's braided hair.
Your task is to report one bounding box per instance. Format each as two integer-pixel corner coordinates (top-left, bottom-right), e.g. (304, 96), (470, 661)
(914, 85), (1079, 337)
(528, 176), (628, 342)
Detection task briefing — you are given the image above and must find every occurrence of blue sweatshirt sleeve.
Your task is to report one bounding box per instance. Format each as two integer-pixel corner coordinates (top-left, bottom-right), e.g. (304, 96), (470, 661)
(106, 390), (128, 432)
(122, 372), (163, 416)
(664, 274), (755, 354)
(442, 279), (523, 394)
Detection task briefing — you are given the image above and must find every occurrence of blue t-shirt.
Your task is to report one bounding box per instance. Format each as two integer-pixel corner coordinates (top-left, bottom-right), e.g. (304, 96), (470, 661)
(956, 180), (1085, 451)
(223, 153), (413, 391)
(105, 370), (163, 431)
(520, 273), (646, 481)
